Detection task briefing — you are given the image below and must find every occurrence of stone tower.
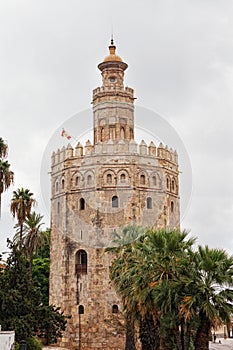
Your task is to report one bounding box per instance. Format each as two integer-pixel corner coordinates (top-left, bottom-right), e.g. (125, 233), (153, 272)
(50, 40), (180, 349)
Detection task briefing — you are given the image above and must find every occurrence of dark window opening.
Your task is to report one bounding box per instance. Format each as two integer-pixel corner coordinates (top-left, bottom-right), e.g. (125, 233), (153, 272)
(166, 178), (170, 190)
(171, 201), (174, 213)
(112, 304), (119, 314)
(76, 176), (80, 186)
(57, 202), (60, 214)
(78, 305), (84, 314)
(107, 174), (112, 184)
(112, 196), (119, 208)
(140, 174), (145, 185)
(171, 180), (175, 191)
(75, 250), (87, 274)
(87, 174), (92, 185)
(101, 128), (104, 142)
(61, 179), (65, 189)
(80, 198), (85, 210)
(152, 176), (156, 186)
(147, 197), (152, 209)
(55, 181), (58, 192)
(120, 173), (126, 183)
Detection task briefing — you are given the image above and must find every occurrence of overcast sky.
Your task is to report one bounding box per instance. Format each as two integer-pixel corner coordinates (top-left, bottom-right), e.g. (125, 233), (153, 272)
(1, 0), (233, 254)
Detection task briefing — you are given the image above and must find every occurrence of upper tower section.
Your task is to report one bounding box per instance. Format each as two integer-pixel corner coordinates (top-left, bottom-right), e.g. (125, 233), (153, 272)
(92, 39), (135, 145)
(98, 39), (128, 89)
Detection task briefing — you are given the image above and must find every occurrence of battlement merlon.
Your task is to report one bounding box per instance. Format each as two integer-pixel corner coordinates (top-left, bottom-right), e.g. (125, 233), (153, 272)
(92, 86), (135, 105)
(51, 139), (178, 168)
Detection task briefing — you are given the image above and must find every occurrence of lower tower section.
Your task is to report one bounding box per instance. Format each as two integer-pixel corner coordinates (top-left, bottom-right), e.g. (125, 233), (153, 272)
(50, 140), (180, 349)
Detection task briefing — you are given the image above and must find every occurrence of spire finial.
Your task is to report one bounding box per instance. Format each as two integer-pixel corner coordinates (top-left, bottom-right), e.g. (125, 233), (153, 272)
(109, 32), (116, 55)
(111, 26), (114, 45)
(111, 34), (114, 46)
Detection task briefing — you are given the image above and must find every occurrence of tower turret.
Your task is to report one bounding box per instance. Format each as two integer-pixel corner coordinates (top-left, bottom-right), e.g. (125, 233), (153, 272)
(93, 39), (135, 144)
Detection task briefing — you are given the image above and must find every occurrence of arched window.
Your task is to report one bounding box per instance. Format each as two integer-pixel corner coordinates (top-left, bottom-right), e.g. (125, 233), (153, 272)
(80, 198), (85, 210)
(107, 173), (112, 184)
(120, 173), (126, 183)
(61, 178), (65, 189)
(171, 201), (174, 213)
(140, 174), (145, 185)
(55, 181), (59, 192)
(147, 197), (152, 209)
(152, 176), (156, 186)
(171, 179), (175, 191)
(130, 128), (134, 139)
(101, 127), (104, 141)
(166, 177), (170, 190)
(78, 305), (84, 315)
(75, 250), (87, 274)
(87, 174), (92, 185)
(112, 304), (119, 314)
(112, 196), (118, 208)
(76, 176), (80, 186)
(120, 127), (125, 139)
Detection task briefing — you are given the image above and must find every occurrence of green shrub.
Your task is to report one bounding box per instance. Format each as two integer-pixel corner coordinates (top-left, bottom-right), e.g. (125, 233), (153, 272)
(14, 342), (19, 350)
(25, 336), (42, 350)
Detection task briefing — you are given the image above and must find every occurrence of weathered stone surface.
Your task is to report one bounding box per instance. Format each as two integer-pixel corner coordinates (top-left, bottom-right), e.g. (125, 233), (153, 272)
(50, 41), (180, 349)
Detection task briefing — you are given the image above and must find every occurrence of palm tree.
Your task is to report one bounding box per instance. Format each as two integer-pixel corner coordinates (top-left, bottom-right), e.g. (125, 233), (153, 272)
(10, 188), (36, 249)
(180, 246), (233, 350)
(109, 227), (161, 350)
(109, 228), (196, 350)
(107, 225), (148, 350)
(132, 229), (195, 350)
(0, 137), (8, 158)
(144, 229), (196, 350)
(0, 159), (14, 217)
(14, 212), (45, 274)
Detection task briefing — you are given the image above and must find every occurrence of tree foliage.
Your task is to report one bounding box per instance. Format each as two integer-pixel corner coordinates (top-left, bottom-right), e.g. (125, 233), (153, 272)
(10, 188), (36, 249)
(0, 240), (66, 344)
(14, 211), (45, 274)
(0, 137), (14, 216)
(108, 226), (233, 350)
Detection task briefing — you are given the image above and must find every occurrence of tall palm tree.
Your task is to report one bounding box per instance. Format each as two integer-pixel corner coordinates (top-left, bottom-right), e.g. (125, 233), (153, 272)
(10, 188), (36, 249)
(0, 137), (8, 158)
(109, 227), (161, 350)
(109, 228), (196, 350)
(0, 159), (14, 217)
(107, 225), (143, 350)
(132, 229), (195, 350)
(180, 246), (233, 350)
(14, 212), (45, 274)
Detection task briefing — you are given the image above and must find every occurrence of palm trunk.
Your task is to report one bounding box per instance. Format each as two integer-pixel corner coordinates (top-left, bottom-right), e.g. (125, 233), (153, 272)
(139, 312), (160, 350)
(184, 324), (192, 350)
(174, 325), (183, 350)
(29, 250), (33, 276)
(160, 336), (170, 350)
(194, 311), (211, 350)
(125, 315), (136, 350)
(19, 224), (23, 250)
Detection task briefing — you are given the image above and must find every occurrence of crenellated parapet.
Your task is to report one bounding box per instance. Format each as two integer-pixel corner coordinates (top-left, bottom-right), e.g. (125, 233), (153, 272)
(92, 86), (134, 104)
(51, 138), (178, 168)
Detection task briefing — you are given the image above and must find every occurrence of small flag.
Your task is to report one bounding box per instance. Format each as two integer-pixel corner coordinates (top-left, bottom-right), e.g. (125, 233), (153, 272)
(61, 129), (72, 140)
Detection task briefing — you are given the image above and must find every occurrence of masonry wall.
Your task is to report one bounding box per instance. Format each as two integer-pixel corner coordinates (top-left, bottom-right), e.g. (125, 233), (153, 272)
(50, 140), (180, 349)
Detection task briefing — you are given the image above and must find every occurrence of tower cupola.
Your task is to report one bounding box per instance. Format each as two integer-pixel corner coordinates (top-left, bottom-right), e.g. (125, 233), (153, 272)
(97, 39), (128, 89)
